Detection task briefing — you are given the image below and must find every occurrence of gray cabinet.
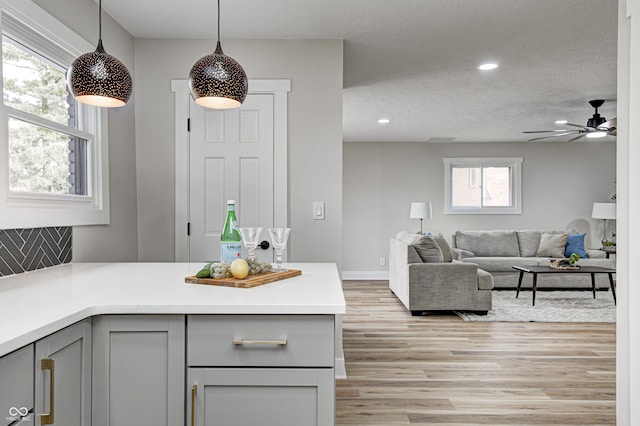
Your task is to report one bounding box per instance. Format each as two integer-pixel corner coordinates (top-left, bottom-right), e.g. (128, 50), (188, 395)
(187, 315), (336, 426)
(34, 319), (92, 426)
(92, 315), (185, 426)
(188, 368), (334, 426)
(0, 344), (34, 425)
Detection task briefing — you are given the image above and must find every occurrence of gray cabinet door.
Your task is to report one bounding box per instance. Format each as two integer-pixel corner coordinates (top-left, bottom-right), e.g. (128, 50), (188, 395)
(0, 344), (34, 425)
(92, 315), (185, 426)
(188, 367), (335, 426)
(35, 319), (92, 426)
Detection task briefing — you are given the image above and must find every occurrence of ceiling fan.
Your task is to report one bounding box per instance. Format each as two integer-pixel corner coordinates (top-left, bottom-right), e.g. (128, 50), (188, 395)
(524, 99), (617, 142)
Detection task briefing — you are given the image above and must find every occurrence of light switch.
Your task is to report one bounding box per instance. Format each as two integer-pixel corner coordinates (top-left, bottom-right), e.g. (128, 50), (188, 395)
(313, 202), (325, 220)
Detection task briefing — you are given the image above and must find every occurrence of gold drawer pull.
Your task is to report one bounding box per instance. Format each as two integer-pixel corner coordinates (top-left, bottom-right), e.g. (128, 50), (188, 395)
(40, 358), (55, 425)
(232, 338), (288, 346)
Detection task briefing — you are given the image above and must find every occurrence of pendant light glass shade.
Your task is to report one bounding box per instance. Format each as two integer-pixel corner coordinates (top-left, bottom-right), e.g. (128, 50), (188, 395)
(188, 0), (248, 109)
(67, 0), (132, 108)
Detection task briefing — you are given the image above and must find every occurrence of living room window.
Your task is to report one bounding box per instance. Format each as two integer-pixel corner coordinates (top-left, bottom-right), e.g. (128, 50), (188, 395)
(0, 0), (110, 228)
(444, 157), (522, 215)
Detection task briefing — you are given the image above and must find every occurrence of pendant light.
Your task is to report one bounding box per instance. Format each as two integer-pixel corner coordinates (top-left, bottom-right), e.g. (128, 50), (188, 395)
(66, 0), (132, 108)
(188, 0), (248, 109)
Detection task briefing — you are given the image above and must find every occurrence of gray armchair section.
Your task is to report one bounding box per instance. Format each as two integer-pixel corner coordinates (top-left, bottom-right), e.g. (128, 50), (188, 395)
(389, 234), (493, 315)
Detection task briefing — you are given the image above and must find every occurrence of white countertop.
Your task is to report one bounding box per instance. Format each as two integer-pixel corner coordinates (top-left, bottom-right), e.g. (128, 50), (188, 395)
(0, 262), (346, 357)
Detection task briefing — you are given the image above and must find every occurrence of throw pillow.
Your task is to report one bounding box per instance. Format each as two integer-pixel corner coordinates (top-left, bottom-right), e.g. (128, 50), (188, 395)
(536, 233), (569, 258)
(564, 232), (588, 258)
(433, 233), (454, 262)
(409, 235), (444, 263)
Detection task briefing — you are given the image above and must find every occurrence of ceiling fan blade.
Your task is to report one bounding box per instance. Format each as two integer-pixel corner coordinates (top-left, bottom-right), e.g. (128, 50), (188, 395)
(568, 133), (586, 142)
(563, 122), (586, 129)
(600, 117), (617, 128)
(523, 130), (580, 134)
(528, 132), (578, 141)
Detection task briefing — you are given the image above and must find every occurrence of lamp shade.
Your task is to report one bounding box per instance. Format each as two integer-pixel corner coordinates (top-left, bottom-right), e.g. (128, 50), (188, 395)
(189, 43), (248, 109)
(591, 202), (616, 219)
(410, 202), (432, 220)
(67, 40), (132, 108)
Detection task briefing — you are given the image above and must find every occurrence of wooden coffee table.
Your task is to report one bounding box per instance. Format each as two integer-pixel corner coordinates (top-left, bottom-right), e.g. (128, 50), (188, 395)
(512, 265), (616, 306)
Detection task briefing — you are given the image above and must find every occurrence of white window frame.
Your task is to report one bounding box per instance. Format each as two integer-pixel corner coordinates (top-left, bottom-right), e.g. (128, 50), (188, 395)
(0, 0), (109, 228)
(444, 157), (523, 215)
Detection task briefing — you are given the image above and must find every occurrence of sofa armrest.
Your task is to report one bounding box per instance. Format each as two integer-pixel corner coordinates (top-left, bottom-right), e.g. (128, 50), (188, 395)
(585, 249), (606, 259)
(451, 247), (475, 260)
(408, 262), (480, 291)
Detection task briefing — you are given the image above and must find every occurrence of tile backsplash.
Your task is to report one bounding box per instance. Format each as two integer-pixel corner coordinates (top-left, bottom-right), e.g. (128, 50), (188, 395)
(0, 227), (72, 277)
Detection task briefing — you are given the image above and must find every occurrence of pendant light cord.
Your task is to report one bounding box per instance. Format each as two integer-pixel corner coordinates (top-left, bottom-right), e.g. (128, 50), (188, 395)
(99, 0), (102, 41)
(217, 0), (221, 43)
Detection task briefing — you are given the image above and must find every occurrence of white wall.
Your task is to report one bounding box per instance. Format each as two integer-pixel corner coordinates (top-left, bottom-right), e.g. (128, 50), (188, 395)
(34, 0), (139, 262)
(343, 141), (616, 275)
(133, 39), (343, 267)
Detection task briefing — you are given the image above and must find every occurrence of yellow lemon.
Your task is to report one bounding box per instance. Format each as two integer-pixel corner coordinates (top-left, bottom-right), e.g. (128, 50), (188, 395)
(230, 258), (249, 279)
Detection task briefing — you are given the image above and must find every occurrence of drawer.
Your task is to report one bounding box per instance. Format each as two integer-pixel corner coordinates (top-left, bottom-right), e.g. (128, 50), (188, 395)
(187, 315), (334, 367)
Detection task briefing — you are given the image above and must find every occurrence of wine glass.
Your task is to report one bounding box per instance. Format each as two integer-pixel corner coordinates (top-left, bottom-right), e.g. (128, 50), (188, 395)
(239, 227), (263, 261)
(268, 227), (291, 272)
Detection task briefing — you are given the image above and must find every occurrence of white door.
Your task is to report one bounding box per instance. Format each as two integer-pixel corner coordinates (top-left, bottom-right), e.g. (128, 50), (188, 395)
(188, 94), (275, 263)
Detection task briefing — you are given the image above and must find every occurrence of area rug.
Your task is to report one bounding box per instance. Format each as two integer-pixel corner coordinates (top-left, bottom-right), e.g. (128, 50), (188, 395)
(456, 290), (616, 323)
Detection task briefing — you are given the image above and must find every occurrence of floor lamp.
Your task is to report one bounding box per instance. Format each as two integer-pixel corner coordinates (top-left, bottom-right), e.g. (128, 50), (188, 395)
(410, 202), (432, 234)
(592, 202), (616, 245)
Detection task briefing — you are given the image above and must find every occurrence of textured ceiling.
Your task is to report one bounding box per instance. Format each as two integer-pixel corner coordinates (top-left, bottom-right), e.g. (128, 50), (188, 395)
(104, 0), (618, 143)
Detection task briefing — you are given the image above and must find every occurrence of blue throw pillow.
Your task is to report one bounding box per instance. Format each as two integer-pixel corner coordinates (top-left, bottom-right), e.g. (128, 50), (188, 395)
(564, 233), (588, 258)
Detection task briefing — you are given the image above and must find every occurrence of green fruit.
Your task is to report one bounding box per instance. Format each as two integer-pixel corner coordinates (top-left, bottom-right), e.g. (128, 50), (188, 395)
(196, 268), (211, 278)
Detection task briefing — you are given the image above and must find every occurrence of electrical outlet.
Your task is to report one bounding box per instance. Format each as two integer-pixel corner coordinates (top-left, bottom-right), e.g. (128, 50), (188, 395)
(379, 257), (386, 266)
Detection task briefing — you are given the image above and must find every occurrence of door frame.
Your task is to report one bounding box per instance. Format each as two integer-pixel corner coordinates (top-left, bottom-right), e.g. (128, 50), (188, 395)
(171, 79), (291, 261)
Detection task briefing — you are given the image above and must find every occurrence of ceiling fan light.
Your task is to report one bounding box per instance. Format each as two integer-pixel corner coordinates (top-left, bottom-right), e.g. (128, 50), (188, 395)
(587, 131), (607, 139)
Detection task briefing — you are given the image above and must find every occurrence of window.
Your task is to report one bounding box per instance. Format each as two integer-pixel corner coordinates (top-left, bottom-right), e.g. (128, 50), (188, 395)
(0, 0), (109, 228)
(444, 157), (522, 215)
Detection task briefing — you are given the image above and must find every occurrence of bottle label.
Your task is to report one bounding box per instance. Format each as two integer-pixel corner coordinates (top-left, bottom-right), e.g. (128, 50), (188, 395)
(221, 242), (242, 264)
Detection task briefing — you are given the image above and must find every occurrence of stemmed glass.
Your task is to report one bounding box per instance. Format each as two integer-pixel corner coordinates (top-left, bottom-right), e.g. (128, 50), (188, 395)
(239, 227), (263, 261)
(268, 228), (291, 272)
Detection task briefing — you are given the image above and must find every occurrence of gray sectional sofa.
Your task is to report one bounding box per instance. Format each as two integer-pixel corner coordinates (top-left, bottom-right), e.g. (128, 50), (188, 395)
(451, 230), (615, 289)
(389, 232), (493, 315)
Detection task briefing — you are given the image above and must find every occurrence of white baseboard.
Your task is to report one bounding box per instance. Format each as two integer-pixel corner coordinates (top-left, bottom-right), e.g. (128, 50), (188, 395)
(342, 271), (389, 280)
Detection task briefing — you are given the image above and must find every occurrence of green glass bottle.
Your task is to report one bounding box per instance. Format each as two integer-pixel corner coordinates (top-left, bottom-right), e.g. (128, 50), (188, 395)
(220, 200), (241, 263)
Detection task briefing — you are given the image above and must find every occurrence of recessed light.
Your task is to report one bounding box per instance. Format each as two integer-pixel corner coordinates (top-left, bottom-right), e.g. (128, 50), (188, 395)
(478, 63), (498, 71)
(555, 120), (568, 125)
(378, 118), (390, 125)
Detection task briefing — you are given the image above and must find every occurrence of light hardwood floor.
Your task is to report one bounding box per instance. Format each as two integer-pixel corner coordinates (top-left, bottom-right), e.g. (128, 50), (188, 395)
(336, 280), (616, 425)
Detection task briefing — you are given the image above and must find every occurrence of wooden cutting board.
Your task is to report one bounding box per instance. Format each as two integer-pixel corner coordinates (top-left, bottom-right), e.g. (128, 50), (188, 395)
(185, 269), (301, 288)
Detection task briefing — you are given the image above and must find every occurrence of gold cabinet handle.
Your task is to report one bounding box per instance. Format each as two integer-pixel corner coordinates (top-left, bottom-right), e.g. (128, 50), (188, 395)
(40, 358), (55, 425)
(191, 384), (197, 426)
(232, 338), (287, 346)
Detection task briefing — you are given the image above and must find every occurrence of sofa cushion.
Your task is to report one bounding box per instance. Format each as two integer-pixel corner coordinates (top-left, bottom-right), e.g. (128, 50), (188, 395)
(536, 233), (569, 257)
(564, 233), (588, 258)
(516, 229), (573, 256)
(454, 230), (520, 257)
(433, 234), (454, 262)
(516, 230), (542, 256)
(402, 234), (443, 263)
(460, 256), (540, 272)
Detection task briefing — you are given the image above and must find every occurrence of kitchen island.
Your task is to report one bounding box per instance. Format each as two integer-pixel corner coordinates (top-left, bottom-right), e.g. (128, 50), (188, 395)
(0, 262), (345, 425)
